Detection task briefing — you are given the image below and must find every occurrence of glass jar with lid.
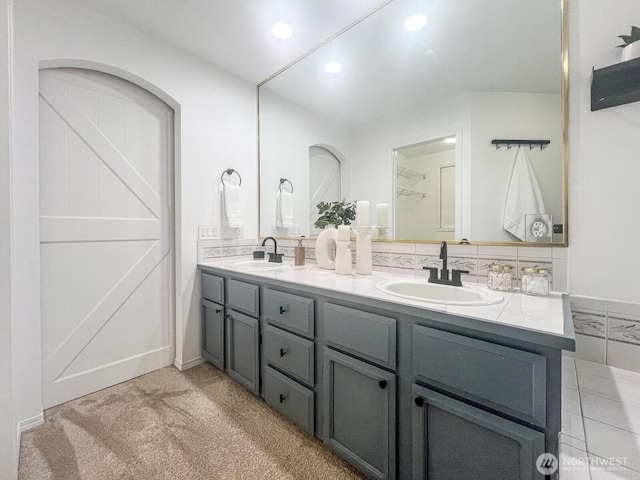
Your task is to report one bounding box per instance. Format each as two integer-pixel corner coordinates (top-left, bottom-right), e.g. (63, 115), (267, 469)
(487, 263), (514, 291)
(520, 267), (551, 296)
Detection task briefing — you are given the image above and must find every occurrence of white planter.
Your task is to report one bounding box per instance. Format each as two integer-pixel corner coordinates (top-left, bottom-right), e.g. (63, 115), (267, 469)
(621, 41), (640, 62)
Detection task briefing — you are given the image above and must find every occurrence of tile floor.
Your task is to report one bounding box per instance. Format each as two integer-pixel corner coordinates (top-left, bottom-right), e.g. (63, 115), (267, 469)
(560, 356), (640, 479)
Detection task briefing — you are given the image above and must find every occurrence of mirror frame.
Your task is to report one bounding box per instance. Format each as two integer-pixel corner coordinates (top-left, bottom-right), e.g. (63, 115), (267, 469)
(256, 0), (569, 247)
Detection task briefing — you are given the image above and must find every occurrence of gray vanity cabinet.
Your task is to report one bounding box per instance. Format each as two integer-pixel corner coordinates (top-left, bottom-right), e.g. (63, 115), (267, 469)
(201, 273), (225, 370)
(323, 348), (396, 480)
(226, 308), (260, 394)
(412, 384), (545, 480)
(322, 303), (397, 480)
(263, 288), (316, 433)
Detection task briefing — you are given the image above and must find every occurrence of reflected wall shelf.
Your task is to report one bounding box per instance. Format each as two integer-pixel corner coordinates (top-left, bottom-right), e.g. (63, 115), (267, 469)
(396, 165), (426, 180)
(396, 187), (425, 199)
(591, 57), (640, 111)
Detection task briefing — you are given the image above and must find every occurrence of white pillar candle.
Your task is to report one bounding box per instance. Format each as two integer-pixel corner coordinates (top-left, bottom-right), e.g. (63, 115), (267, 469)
(357, 201), (370, 227)
(376, 203), (388, 226)
(337, 225), (350, 241)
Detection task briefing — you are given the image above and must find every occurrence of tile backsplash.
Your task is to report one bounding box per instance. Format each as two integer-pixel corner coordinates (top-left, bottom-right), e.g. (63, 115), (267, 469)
(197, 237), (640, 374)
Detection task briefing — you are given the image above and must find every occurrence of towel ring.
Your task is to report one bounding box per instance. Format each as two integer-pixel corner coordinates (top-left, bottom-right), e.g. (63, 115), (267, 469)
(279, 178), (293, 193)
(221, 168), (242, 186)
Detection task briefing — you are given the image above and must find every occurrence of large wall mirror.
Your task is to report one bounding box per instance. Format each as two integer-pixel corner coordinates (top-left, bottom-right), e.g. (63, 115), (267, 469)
(259, 0), (567, 245)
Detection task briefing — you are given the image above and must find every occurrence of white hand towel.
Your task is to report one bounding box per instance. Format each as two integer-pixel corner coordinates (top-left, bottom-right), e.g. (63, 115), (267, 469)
(276, 190), (294, 228)
(222, 184), (243, 228)
(503, 148), (546, 241)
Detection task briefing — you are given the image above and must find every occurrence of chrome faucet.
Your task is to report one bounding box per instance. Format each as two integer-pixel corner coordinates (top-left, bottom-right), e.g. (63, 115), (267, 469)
(261, 236), (283, 263)
(423, 241), (468, 287)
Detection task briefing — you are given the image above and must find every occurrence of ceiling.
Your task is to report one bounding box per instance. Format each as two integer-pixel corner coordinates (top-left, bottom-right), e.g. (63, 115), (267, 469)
(81, 0), (392, 84)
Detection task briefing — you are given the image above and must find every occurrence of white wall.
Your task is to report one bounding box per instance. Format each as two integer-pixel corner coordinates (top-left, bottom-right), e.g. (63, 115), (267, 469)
(350, 92), (562, 242)
(10, 0), (257, 433)
(0, 0), (17, 476)
(259, 90), (353, 236)
(567, 0), (640, 303)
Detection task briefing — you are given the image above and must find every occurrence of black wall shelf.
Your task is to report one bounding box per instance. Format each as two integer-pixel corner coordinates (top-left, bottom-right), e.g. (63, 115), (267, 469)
(591, 57), (640, 111)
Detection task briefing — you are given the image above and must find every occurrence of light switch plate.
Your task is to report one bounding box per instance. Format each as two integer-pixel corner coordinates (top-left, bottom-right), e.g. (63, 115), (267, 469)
(198, 224), (218, 240)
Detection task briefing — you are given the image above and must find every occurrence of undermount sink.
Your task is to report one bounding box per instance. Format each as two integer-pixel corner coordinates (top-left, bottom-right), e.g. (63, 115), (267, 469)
(376, 280), (504, 306)
(231, 260), (287, 271)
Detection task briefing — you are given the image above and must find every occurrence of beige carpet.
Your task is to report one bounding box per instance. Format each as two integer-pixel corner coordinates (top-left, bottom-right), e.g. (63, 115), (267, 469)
(19, 363), (366, 479)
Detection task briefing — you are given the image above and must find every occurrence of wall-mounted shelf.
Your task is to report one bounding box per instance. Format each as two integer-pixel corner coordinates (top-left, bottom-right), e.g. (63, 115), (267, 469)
(396, 165), (426, 180)
(396, 187), (425, 198)
(591, 57), (640, 111)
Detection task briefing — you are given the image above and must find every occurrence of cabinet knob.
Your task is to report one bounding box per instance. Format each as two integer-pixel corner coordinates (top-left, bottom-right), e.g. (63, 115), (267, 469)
(414, 397), (425, 407)
(279, 394), (287, 403)
(378, 380), (387, 389)
(279, 305), (287, 314)
(215, 309), (222, 314)
(225, 314), (232, 320)
(279, 348), (287, 357)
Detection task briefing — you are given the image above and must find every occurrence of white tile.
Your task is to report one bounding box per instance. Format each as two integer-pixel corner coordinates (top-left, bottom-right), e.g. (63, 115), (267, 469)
(576, 359), (640, 386)
(478, 245), (518, 258)
(564, 335), (606, 364)
(590, 457), (640, 480)
(559, 443), (592, 480)
(387, 242), (416, 254)
(553, 246), (569, 259)
(446, 244), (478, 257)
(577, 372), (640, 408)
(571, 296), (608, 314)
(564, 361), (579, 389)
(607, 341), (640, 375)
(517, 246), (553, 260)
(563, 409), (586, 441)
(560, 432), (587, 451)
(415, 243), (440, 255)
(563, 386), (582, 415)
(608, 301), (640, 319)
(581, 391), (640, 435)
(553, 258), (569, 293)
(583, 418), (640, 472)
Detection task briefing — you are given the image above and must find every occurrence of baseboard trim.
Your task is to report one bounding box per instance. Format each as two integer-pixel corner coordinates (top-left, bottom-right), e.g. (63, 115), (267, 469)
(17, 411), (44, 441)
(174, 356), (205, 371)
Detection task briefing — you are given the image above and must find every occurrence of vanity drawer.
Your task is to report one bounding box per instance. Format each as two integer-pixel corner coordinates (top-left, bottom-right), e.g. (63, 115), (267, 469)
(227, 279), (259, 317)
(413, 325), (547, 426)
(264, 289), (314, 339)
(202, 273), (224, 304)
(324, 303), (396, 370)
(264, 325), (314, 386)
(264, 365), (314, 434)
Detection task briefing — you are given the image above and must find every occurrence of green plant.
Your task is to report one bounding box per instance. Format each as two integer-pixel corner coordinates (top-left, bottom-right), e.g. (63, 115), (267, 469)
(313, 200), (357, 230)
(617, 26), (640, 48)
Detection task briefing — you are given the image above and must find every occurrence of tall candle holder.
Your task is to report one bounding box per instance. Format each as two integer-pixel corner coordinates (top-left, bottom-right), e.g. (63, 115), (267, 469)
(355, 226), (372, 275)
(374, 226), (389, 239)
(335, 240), (352, 275)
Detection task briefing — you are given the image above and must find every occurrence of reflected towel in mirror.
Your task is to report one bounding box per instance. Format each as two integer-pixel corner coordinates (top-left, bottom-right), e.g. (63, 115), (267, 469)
(276, 190), (294, 228)
(222, 184), (244, 228)
(503, 148), (546, 241)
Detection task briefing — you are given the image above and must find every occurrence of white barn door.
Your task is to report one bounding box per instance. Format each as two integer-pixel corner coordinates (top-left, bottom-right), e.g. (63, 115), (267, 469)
(39, 68), (175, 408)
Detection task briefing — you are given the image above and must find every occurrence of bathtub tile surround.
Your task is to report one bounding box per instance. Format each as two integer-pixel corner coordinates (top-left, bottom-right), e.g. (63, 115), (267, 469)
(198, 238), (640, 374)
(567, 296), (640, 374)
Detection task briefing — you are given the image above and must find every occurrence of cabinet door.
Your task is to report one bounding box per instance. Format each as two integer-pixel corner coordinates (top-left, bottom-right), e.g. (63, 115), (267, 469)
(202, 299), (224, 370)
(226, 309), (259, 395)
(412, 384), (545, 480)
(323, 349), (396, 480)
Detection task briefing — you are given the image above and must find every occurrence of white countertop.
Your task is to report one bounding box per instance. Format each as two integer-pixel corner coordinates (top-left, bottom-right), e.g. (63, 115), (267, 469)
(199, 257), (569, 338)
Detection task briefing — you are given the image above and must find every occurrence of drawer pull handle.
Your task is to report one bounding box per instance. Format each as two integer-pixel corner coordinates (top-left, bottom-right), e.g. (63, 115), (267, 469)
(279, 394), (287, 403)
(279, 348), (287, 357)
(414, 397), (425, 407)
(378, 380), (387, 389)
(215, 309), (222, 314)
(279, 305), (287, 314)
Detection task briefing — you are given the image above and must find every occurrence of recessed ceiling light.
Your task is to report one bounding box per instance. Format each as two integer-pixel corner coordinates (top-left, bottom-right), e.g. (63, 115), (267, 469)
(404, 13), (427, 32)
(271, 22), (292, 39)
(325, 62), (343, 74)
(444, 137), (456, 144)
